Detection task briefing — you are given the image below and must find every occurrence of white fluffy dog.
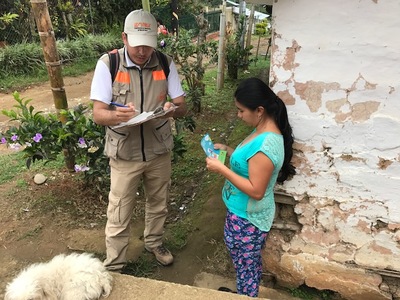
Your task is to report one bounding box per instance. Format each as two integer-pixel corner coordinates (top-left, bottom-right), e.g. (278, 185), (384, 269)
(5, 252), (113, 300)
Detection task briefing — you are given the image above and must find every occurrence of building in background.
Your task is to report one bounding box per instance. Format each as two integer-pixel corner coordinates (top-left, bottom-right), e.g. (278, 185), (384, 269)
(246, 0), (400, 299)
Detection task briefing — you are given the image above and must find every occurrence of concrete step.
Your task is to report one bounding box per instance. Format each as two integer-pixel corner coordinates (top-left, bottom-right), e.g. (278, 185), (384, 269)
(194, 272), (301, 300)
(106, 273), (264, 299)
(104, 272), (301, 300)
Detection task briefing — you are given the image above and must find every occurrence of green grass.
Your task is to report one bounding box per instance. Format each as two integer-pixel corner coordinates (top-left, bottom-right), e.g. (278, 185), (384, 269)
(0, 151), (66, 185)
(288, 285), (336, 300)
(0, 152), (28, 184)
(122, 256), (159, 278)
(62, 58), (98, 77)
(15, 178), (28, 188)
(165, 219), (193, 251)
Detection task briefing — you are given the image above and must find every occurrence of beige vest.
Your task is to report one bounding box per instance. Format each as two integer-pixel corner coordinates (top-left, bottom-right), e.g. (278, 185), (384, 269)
(101, 48), (173, 162)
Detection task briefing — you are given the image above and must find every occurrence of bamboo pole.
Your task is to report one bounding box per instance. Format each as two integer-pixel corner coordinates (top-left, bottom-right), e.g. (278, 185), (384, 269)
(30, 0), (73, 171)
(30, 0), (68, 119)
(142, 0), (150, 12)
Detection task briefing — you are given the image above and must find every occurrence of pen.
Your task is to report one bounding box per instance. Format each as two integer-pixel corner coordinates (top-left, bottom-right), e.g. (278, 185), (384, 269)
(110, 102), (128, 108)
(110, 102), (140, 112)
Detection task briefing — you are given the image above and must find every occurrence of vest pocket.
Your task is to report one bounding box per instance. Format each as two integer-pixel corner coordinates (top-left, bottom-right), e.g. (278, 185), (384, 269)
(112, 85), (130, 104)
(152, 120), (173, 154)
(105, 129), (129, 159)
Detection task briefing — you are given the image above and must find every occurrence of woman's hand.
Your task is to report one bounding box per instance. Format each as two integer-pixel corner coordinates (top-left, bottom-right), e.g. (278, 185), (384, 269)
(213, 143), (233, 157)
(206, 157), (225, 174)
(214, 143), (227, 151)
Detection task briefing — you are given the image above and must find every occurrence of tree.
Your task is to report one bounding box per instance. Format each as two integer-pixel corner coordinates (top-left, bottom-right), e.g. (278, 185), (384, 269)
(160, 29), (217, 113)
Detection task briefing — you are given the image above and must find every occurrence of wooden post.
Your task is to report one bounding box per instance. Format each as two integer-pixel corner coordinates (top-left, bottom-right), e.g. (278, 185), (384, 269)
(238, 0), (246, 49)
(243, 4), (255, 70)
(171, 0), (179, 36)
(246, 4), (255, 50)
(216, 0), (226, 91)
(30, 0), (74, 171)
(30, 0), (68, 119)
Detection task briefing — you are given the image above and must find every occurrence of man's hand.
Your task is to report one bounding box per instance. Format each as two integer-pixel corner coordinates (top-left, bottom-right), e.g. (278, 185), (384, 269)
(162, 102), (177, 118)
(92, 101), (137, 126)
(114, 103), (137, 122)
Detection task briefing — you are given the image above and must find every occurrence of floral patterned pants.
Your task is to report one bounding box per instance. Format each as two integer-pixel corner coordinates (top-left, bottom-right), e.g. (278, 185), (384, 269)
(224, 210), (268, 297)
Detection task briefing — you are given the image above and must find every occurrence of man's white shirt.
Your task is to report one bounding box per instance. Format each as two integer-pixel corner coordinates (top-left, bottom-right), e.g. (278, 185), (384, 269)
(90, 49), (185, 104)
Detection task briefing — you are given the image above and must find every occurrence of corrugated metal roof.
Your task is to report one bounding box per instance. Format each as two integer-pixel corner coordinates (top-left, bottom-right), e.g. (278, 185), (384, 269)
(227, 0), (270, 20)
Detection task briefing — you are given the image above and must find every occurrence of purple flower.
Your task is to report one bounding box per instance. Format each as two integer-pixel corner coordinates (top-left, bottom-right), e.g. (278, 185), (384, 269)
(11, 134), (18, 142)
(1, 137), (6, 144)
(77, 137), (87, 148)
(74, 164), (90, 172)
(32, 133), (42, 143)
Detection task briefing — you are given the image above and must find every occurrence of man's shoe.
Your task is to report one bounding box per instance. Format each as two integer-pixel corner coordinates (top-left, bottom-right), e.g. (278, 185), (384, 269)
(145, 245), (174, 266)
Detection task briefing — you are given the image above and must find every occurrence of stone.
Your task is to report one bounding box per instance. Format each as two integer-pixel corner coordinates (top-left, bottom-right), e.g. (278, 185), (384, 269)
(33, 173), (47, 185)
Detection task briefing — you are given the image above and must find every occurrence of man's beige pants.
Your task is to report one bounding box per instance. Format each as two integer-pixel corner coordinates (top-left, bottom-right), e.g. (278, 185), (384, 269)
(103, 153), (171, 271)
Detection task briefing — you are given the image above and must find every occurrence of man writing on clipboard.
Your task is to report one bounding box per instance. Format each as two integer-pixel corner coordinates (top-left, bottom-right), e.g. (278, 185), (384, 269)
(90, 9), (187, 272)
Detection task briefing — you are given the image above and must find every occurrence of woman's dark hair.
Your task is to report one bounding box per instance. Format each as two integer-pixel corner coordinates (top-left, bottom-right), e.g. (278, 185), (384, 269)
(234, 77), (295, 183)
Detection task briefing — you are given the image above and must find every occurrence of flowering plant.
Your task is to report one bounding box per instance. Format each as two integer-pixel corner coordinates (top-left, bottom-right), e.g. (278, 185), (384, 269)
(1, 92), (109, 193)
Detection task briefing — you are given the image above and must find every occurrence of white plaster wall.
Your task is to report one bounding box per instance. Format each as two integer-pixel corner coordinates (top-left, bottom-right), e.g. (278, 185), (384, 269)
(270, 0), (400, 274)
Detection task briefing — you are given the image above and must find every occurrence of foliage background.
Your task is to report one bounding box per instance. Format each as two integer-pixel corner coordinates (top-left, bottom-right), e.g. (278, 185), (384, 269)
(0, 0), (227, 91)
(0, 0), (222, 45)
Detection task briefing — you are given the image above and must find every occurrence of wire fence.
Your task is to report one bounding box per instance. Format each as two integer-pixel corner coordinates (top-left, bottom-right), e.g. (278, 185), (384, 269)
(179, 11), (221, 34)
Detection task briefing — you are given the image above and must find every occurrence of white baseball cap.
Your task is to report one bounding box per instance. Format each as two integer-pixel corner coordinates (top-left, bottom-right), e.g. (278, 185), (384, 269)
(124, 10), (158, 48)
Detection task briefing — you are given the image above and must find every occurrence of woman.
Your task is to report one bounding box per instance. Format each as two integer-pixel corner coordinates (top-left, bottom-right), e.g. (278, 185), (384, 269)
(206, 77), (295, 297)
(156, 18), (168, 35)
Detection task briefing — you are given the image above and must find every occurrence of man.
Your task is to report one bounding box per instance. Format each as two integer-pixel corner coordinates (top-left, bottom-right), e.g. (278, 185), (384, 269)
(90, 9), (187, 271)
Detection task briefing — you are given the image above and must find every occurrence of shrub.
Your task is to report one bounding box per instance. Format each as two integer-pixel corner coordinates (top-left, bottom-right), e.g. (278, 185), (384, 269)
(1, 92), (109, 196)
(0, 33), (122, 81)
(0, 92), (191, 197)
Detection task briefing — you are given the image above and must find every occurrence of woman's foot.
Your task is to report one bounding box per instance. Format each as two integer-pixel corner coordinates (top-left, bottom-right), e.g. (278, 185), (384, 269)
(218, 287), (237, 293)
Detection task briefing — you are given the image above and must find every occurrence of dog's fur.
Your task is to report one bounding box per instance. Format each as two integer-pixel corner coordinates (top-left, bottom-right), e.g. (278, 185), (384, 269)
(5, 252), (113, 300)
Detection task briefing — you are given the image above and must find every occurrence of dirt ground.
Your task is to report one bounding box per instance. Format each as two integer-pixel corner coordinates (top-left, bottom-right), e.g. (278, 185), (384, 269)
(0, 72), (233, 298)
